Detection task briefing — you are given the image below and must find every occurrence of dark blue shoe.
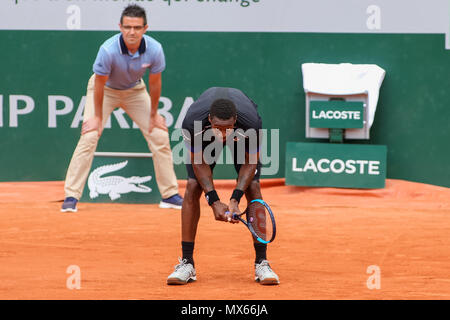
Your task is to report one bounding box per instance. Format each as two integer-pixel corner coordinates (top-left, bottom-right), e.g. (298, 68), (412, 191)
(159, 194), (183, 209)
(61, 197), (78, 212)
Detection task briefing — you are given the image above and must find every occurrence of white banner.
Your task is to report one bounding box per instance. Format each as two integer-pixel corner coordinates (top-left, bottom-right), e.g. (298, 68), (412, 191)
(0, 0), (448, 34)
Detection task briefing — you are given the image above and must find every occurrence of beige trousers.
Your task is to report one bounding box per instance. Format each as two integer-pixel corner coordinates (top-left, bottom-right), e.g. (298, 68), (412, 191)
(64, 74), (179, 200)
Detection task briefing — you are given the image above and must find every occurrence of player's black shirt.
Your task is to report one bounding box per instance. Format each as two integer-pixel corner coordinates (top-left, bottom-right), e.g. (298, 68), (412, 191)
(182, 87), (262, 154)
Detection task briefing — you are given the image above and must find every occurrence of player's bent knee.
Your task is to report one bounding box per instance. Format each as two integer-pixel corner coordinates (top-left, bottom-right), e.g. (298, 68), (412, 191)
(248, 180), (261, 191)
(185, 178), (203, 199)
(246, 180), (262, 200)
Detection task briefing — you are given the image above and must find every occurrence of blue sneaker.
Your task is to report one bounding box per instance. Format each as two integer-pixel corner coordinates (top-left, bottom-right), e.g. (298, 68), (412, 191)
(61, 197), (78, 212)
(159, 194), (183, 209)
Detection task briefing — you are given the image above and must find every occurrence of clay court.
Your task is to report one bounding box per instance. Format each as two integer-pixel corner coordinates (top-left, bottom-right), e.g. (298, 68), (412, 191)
(0, 178), (449, 300)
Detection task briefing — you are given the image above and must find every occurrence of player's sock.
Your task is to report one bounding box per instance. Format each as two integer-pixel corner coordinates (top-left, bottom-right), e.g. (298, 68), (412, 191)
(253, 242), (267, 264)
(182, 241), (195, 267)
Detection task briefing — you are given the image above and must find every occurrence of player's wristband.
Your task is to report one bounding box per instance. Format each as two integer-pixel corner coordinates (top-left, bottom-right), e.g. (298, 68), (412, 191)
(230, 189), (245, 203)
(205, 190), (220, 206)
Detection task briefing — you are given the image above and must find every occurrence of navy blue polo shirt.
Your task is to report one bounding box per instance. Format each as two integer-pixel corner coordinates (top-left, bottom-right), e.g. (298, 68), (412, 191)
(93, 33), (165, 90)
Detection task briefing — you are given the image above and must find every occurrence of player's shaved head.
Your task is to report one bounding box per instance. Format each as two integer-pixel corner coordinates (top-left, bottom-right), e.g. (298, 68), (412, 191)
(209, 99), (237, 121)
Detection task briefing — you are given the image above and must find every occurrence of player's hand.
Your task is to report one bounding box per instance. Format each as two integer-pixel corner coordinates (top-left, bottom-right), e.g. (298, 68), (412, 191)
(82, 116), (103, 136)
(149, 113), (168, 133)
(227, 199), (241, 224)
(211, 201), (234, 223)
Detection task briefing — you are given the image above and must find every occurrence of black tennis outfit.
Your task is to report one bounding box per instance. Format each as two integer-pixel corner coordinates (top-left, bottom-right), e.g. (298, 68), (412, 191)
(182, 87), (263, 181)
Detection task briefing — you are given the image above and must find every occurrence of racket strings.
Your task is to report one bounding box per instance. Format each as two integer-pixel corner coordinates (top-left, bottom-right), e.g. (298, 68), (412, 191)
(247, 202), (273, 241)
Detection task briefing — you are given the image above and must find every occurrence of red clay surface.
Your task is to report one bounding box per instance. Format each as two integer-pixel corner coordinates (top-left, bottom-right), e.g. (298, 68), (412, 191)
(0, 179), (449, 300)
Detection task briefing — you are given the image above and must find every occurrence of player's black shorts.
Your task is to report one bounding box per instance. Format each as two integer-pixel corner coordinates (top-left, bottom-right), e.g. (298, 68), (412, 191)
(186, 161), (262, 182)
(186, 143), (262, 182)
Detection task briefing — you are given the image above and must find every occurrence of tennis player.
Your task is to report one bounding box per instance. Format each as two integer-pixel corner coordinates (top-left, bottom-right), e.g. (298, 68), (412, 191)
(167, 87), (279, 285)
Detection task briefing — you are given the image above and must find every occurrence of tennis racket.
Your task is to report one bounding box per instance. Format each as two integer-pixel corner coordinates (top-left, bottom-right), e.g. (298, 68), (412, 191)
(232, 199), (276, 244)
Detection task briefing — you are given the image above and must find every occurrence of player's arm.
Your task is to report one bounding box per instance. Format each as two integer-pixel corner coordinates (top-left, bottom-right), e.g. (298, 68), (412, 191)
(191, 151), (236, 223)
(236, 151), (259, 191)
(229, 151), (259, 216)
(148, 72), (167, 133)
(191, 152), (215, 193)
(82, 74), (108, 136)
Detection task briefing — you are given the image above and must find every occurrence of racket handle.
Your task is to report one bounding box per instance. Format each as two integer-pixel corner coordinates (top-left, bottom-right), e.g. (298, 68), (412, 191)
(232, 213), (238, 220)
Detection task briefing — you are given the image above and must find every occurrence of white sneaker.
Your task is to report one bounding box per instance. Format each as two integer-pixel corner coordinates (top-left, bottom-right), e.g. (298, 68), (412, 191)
(255, 260), (280, 285)
(167, 258), (197, 285)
